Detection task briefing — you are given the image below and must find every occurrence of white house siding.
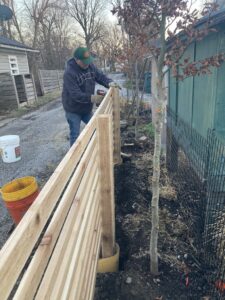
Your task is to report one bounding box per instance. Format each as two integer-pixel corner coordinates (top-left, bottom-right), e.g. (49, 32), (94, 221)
(0, 48), (29, 75)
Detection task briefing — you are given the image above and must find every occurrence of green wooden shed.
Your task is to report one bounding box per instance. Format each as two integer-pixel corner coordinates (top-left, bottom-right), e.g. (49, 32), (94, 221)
(167, 10), (225, 295)
(168, 9), (225, 140)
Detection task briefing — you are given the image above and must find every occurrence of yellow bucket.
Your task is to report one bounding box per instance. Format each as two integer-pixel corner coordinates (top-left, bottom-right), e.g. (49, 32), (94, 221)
(97, 243), (120, 273)
(0, 176), (38, 202)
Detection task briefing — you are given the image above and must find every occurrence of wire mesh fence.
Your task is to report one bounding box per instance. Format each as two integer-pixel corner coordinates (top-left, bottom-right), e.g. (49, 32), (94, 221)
(167, 108), (225, 299)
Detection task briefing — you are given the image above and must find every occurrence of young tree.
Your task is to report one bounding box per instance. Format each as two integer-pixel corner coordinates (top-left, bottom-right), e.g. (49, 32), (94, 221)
(113, 0), (224, 275)
(66, 0), (106, 49)
(98, 24), (123, 72)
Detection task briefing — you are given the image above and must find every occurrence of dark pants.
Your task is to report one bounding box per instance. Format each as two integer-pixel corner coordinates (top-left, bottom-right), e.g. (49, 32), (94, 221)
(65, 111), (93, 146)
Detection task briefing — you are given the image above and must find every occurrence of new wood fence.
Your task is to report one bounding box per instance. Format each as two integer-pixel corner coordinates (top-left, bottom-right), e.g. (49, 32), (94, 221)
(39, 69), (64, 95)
(0, 87), (121, 300)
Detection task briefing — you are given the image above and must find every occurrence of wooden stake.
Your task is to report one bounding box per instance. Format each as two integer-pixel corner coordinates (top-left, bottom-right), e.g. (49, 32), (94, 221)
(112, 87), (122, 165)
(31, 74), (38, 102)
(97, 115), (115, 258)
(12, 75), (20, 107)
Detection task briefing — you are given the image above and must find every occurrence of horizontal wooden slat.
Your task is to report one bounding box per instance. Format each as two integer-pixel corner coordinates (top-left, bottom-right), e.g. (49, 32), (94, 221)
(70, 194), (101, 300)
(0, 95), (17, 101)
(0, 116), (97, 300)
(14, 134), (97, 300)
(96, 90), (112, 115)
(0, 84), (14, 90)
(61, 187), (101, 299)
(85, 226), (102, 300)
(36, 164), (99, 299)
(105, 102), (113, 114)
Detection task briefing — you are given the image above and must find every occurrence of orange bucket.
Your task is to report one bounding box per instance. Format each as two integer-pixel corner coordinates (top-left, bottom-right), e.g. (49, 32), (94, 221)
(0, 176), (39, 225)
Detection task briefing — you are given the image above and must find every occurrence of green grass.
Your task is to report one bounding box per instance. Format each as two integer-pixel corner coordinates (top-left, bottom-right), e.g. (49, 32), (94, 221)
(144, 122), (155, 138)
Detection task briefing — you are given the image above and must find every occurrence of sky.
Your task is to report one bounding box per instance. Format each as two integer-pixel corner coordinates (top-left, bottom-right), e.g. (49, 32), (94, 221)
(14, 0), (204, 19)
(15, 0), (117, 21)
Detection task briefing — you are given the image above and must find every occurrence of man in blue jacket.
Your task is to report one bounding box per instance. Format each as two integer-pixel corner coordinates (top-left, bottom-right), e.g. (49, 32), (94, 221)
(62, 47), (118, 146)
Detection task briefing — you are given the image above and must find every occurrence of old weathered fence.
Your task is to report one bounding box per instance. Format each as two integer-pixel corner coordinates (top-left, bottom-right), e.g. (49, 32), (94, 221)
(0, 87), (121, 300)
(39, 69), (64, 95)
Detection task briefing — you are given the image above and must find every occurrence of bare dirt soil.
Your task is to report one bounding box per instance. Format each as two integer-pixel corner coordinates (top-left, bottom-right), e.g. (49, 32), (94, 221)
(95, 119), (210, 300)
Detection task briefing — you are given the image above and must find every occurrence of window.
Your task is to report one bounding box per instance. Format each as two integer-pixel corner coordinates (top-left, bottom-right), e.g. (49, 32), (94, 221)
(8, 56), (19, 75)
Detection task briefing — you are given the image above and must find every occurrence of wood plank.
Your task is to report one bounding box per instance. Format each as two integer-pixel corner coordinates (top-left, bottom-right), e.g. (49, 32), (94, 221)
(97, 115), (115, 258)
(112, 87), (122, 165)
(0, 117), (97, 300)
(0, 79), (13, 84)
(11, 75), (20, 107)
(105, 102), (113, 114)
(31, 74), (38, 102)
(0, 95), (17, 101)
(62, 189), (101, 300)
(64, 184), (101, 299)
(38, 70), (45, 95)
(25, 83), (34, 88)
(96, 89), (112, 115)
(43, 86), (59, 91)
(85, 227), (102, 300)
(35, 161), (98, 299)
(0, 85), (15, 91)
(14, 135), (97, 300)
(104, 99), (112, 114)
(42, 80), (58, 83)
(22, 75), (29, 103)
(43, 84), (59, 89)
(72, 207), (102, 300)
(49, 171), (99, 299)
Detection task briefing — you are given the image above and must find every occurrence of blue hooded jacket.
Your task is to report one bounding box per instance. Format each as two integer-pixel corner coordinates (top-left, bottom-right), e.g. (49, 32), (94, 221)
(62, 58), (112, 115)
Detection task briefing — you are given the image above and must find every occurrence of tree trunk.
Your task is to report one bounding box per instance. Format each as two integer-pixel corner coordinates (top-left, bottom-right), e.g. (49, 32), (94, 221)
(134, 60), (140, 139)
(135, 58), (148, 139)
(150, 77), (165, 275)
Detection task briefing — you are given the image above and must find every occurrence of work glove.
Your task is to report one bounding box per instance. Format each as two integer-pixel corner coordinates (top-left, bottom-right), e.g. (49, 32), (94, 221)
(109, 82), (121, 90)
(91, 94), (104, 105)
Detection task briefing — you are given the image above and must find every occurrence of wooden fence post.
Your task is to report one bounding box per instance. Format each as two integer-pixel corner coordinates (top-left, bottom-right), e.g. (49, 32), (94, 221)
(12, 75), (20, 107)
(38, 70), (45, 95)
(112, 87), (122, 165)
(97, 115), (115, 258)
(57, 70), (61, 90)
(31, 74), (38, 102)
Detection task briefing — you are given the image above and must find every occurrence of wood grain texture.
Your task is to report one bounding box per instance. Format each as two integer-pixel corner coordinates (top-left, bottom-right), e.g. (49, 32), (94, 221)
(97, 115), (115, 258)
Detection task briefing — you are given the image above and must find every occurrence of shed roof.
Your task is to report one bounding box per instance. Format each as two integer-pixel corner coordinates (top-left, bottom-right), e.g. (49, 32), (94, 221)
(196, 7), (225, 28)
(0, 36), (39, 52)
(166, 8), (225, 49)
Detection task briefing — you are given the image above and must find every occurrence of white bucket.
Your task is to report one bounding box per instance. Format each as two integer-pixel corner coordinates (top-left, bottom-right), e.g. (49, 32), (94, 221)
(0, 135), (21, 163)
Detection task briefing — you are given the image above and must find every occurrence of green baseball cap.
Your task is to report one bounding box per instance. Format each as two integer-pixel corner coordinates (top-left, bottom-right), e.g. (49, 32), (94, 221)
(73, 47), (94, 65)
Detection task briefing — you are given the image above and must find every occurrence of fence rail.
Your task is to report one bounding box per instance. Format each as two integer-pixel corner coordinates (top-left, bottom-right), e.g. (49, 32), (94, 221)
(0, 87), (121, 299)
(39, 69), (64, 95)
